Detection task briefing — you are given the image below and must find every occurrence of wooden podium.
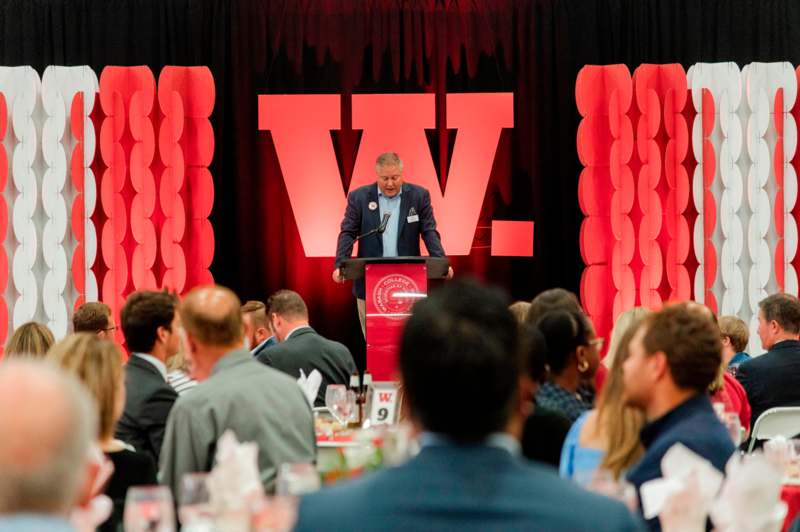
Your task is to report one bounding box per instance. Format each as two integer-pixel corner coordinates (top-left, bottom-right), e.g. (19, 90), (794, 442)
(341, 257), (449, 380)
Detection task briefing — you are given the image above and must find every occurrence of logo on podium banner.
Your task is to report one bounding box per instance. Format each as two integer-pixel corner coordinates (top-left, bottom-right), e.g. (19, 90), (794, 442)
(372, 274), (420, 319)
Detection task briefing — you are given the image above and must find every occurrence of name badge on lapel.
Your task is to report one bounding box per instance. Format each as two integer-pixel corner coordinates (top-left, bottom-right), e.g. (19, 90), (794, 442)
(407, 207), (419, 223)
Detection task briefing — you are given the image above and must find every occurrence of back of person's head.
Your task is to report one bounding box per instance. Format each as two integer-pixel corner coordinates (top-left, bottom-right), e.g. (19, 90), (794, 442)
(0, 360), (97, 514)
(604, 307), (649, 368)
(72, 302), (111, 334)
(181, 285), (243, 347)
(121, 291), (177, 353)
(509, 301), (532, 324)
(48, 334), (124, 442)
(267, 290), (309, 321)
(597, 311), (648, 478)
(5, 322), (55, 359)
(525, 288), (582, 327)
(718, 315), (749, 353)
(759, 293), (800, 334)
(638, 304), (721, 393)
(535, 309), (590, 376)
(400, 278), (520, 442)
(521, 324), (548, 384)
(241, 300), (268, 327)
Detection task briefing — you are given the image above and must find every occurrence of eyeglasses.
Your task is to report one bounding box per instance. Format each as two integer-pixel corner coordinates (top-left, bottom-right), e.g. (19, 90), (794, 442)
(103, 326), (117, 333)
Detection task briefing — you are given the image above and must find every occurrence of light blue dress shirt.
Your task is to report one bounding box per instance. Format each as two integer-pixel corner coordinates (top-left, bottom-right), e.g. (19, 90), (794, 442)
(0, 514), (75, 532)
(378, 185), (402, 257)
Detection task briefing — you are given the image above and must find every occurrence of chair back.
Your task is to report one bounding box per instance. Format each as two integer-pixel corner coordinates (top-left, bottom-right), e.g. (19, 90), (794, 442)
(747, 407), (800, 452)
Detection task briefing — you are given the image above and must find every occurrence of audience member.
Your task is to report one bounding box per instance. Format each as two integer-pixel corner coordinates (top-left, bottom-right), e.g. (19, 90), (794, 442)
(508, 300), (531, 323)
(603, 307), (649, 369)
(72, 302), (116, 339)
(519, 325), (573, 467)
(0, 360), (98, 531)
(4, 322), (54, 359)
(160, 285), (316, 499)
(718, 315), (750, 371)
(257, 290), (356, 406)
(623, 304), (735, 530)
(535, 309), (601, 422)
(295, 279), (643, 532)
(115, 291), (180, 463)
(166, 346), (197, 396)
(560, 311), (647, 482)
(709, 360), (751, 438)
(737, 293), (800, 426)
(48, 334), (157, 532)
(241, 300), (276, 357)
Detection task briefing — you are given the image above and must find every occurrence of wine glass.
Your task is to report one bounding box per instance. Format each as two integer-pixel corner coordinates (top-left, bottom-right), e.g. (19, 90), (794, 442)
(325, 385), (350, 425)
(178, 473), (214, 529)
(123, 485), (175, 532)
(721, 412), (742, 447)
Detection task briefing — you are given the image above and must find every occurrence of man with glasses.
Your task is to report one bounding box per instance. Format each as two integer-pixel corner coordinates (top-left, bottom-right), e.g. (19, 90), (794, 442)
(72, 301), (117, 339)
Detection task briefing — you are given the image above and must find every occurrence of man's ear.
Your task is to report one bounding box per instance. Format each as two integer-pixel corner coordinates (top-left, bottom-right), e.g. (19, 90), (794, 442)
(650, 351), (668, 381)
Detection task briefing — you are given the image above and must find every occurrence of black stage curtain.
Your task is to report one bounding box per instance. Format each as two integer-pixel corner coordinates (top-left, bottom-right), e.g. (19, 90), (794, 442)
(2, 0), (800, 367)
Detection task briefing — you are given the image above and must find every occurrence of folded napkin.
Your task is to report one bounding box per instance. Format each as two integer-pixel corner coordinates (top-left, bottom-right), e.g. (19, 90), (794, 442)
(297, 369), (322, 406)
(710, 452), (787, 532)
(207, 430), (264, 510)
(640, 443), (723, 532)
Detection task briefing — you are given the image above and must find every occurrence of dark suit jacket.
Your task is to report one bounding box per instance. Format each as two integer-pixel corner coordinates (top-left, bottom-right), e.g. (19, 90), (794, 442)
(737, 339), (800, 425)
(335, 183), (445, 299)
(295, 443), (645, 532)
(114, 355), (178, 464)
(257, 327), (356, 406)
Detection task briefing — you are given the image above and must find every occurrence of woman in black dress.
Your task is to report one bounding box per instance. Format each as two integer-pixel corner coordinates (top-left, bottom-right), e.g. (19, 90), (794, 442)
(49, 333), (158, 532)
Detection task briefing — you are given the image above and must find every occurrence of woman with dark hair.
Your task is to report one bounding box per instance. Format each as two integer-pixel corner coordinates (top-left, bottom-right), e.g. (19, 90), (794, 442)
(534, 309), (602, 422)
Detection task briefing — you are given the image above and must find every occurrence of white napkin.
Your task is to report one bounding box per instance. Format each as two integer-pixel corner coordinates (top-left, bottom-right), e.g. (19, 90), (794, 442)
(297, 369), (322, 406)
(640, 443), (723, 532)
(207, 430), (264, 510)
(710, 452), (788, 532)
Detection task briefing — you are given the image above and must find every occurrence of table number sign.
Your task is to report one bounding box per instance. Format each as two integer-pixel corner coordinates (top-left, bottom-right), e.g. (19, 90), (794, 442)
(365, 382), (401, 426)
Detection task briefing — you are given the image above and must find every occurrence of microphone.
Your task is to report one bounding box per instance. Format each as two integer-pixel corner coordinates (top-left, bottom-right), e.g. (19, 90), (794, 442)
(338, 213), (392, 273)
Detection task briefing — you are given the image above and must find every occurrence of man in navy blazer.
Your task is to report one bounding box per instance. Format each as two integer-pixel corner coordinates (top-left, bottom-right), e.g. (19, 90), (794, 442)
(737, 293), (800, 427)
(295, 279), (644, 532)
(332, 152), (452, 334)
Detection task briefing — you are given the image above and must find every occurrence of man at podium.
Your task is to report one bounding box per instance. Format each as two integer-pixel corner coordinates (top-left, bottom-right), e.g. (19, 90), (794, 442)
(332, 152), (452, 334)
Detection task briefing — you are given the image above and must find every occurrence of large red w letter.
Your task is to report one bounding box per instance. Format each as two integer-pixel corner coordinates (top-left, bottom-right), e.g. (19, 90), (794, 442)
(258, 93), (513, 256)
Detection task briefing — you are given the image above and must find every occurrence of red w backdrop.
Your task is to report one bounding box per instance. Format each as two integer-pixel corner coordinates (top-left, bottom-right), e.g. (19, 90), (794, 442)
(3, 0), (800, 366)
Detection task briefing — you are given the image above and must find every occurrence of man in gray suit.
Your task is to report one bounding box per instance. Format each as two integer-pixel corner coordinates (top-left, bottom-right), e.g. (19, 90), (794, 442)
(160, 285), (316, 499)
(0, 360), (98, 531)
(258, 290), (356, 407)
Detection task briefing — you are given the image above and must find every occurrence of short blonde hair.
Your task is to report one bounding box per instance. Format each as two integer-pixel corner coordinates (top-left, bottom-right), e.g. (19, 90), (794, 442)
(719, 315), (749, 353)
(5, 323), (55, 360)
(47, 334), (123, 441)
(508, 301), (532, 324)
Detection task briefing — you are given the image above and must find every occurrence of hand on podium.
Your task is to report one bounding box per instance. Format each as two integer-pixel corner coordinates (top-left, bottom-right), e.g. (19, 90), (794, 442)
(447, 266), (454, 280)
(332, 268), (345, 283)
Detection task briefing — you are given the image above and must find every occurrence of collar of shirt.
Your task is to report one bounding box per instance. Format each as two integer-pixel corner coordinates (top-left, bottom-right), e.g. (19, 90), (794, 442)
(250, 337), (272, 355)
(639, 393), (709, 448)
(133, 352), (168, 382)
(0, 514), (74, 532)
(419, 431), (521, 457)
(770, 339), (800, 352)
(285, 325), (311, 341)
(535, 381), (590, 421)
(376, 184), (403, 198)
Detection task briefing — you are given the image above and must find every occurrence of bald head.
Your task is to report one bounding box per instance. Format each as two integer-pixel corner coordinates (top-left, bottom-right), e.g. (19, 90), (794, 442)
(0, 360), (96, 514)
(180, 285), (245, 380)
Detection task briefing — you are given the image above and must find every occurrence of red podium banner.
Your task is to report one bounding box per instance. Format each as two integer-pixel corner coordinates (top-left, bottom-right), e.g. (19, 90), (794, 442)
(365, 262), (428, 381)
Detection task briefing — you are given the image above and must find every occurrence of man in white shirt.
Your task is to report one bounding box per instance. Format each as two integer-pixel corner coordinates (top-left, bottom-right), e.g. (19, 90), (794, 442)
(114, 291), (181, 463)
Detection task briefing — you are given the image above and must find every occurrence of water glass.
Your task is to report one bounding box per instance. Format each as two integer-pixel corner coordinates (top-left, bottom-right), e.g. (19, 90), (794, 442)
(275, 462), (321, 496)
(721, 412), (743, 447)
(123, 485), (175, 532)
(178, 473), (214, 530)
(325, 385), (351, 425)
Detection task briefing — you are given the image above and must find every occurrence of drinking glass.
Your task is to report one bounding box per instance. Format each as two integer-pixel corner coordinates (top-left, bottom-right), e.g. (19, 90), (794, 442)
(275, 462), (321, 496)
(123, 485), (176, 532)
(721, 412), (743, 447)
(178, 473), (214, 530)
(325, 385), (351, 425)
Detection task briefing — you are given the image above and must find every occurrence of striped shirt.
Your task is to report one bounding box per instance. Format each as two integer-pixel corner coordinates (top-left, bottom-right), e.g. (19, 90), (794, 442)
(167, 370), (197, 395)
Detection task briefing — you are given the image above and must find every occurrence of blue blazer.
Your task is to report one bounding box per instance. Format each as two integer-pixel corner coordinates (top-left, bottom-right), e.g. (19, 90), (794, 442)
(295, 443), (645, 532)
(335, 183), (446, 299)
(737, 339), (800, 426)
